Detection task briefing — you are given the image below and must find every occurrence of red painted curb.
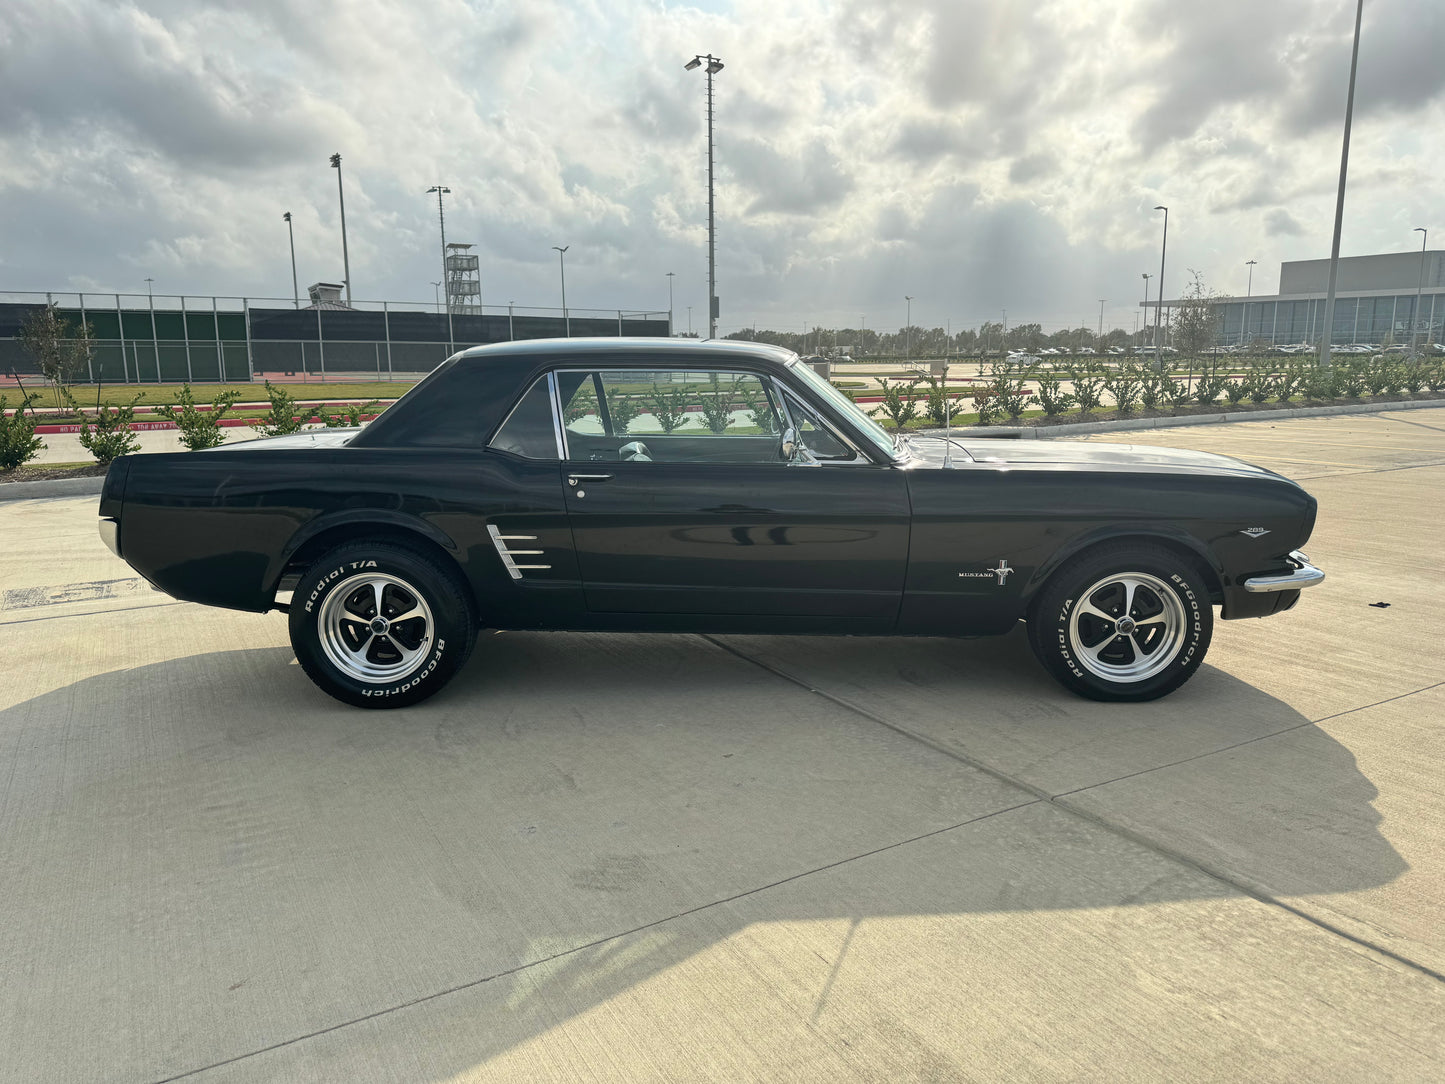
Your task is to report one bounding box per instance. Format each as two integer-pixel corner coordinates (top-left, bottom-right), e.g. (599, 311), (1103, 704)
(31, 414), (380, 435)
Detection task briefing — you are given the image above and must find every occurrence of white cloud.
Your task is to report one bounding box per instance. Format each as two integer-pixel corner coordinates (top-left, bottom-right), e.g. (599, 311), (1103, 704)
(0, 0), (1441, 335)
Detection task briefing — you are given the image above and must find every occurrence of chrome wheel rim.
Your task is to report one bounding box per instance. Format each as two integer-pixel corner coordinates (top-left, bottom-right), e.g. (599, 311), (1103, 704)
(1068, 571), (1186, 683)
(318, 573), (434, 684)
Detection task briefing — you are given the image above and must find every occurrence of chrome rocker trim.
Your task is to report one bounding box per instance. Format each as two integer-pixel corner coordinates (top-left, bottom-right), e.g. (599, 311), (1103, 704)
(1242, 551), (1325, 593)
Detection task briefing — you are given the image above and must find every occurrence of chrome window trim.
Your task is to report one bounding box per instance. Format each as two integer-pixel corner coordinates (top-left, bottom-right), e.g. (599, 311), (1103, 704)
(773, 381), (870, 465)
(547, 369), (569, 460)
(553, 364), (789, 462)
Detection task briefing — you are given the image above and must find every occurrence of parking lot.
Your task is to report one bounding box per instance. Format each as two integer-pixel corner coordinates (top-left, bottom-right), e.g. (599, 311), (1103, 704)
(2, 406), (1443, 1082)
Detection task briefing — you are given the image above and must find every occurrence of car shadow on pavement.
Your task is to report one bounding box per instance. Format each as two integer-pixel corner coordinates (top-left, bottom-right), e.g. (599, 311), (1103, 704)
(0, 629), (1411, 1082)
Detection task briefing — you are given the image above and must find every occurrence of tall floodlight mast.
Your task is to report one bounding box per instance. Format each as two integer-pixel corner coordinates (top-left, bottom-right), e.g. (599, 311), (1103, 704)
(685, 54), (724, 339)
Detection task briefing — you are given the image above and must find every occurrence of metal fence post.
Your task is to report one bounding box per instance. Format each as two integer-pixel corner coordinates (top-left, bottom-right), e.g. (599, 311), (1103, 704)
(316, 305), (325, 383)
(243, 297), (255, 382)
(212, 296), (224, 381)
(79, 292), (93, 382)
(181, 294), (194, 382)
(383, 301), (393, 380)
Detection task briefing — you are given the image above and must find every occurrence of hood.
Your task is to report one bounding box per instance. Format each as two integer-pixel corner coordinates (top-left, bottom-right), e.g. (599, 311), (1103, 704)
(905, 435), (1280, 480)
(203, 428), (360, 452)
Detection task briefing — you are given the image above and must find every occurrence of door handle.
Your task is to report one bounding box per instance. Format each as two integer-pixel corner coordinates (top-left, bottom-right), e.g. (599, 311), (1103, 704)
(567, 473), (613, 487)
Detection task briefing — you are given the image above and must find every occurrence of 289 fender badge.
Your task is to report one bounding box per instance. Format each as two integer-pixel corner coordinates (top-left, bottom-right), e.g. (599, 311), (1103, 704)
(958, 559), (1014, 585)
(1240, 527), (1270, 539)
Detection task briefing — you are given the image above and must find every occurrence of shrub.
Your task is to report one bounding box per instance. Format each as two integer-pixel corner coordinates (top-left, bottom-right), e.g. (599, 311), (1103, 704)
(1425, 360), (1445, 393)
(156, 385), (243, 449)
(608, 394), (642, 434)
(1401, 360), (1428, 395)
(1070, 364), (1106, 413)
(62, 387), (144, 464)
(1138, 371), (1165, 411)
(697, 378), (736, 434)
(739, 384), (778, 433)
(320, 399), (381, 429)
(1163, 373), (1194, 408)
(646, 383), (693, 433)
(870, 377), (920, 430)
(1363, 356), (1391, 396)
(1242, 362), (1276, 404)
(1103, 366), (1143, 414)
(1034, 370), (1076, 416)
(1338, 359), (1368, 399)
(1222, 377), (1250, 404)
(1, 393), (46, 471)
(252, 381), (304, 437)
(1302, 364), (1341, 401)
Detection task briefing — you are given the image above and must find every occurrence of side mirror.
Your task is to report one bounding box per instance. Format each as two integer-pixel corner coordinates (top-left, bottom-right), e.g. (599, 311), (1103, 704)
(780, 427), (797, 461)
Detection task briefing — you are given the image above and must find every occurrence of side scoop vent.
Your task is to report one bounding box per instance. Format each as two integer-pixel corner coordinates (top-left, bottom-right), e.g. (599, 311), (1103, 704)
(487, 525), (551, 580)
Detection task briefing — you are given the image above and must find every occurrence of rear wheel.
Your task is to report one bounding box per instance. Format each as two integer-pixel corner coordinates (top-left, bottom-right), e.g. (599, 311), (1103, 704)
(1027, 544), (1212, 702)
(288, 541), (476, 708)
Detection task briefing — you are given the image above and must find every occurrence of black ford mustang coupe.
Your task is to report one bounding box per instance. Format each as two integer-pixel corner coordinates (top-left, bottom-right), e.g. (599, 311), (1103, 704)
(98, 338), (1323, 708)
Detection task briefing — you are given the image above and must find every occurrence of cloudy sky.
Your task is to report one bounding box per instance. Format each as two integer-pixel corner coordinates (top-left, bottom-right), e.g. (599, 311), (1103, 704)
(2, 0), (1442, 336)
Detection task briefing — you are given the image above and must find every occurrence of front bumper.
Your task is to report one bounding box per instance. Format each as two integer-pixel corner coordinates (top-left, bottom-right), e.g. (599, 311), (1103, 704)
(1242, 551), (1325, 593)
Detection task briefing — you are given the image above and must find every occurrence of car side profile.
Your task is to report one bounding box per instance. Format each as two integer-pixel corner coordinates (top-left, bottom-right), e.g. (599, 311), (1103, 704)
(98, 338), (1323, 708)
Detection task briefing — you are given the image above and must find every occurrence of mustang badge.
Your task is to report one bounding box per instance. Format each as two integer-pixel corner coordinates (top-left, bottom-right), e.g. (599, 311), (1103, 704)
(959, 560), (1014, 585)
(1240, 527), (1271, 538)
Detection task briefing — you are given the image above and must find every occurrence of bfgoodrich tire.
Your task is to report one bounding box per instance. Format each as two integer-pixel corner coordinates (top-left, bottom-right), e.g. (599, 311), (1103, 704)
(1027, 544), (1213, 702)
(289, 541), (476, 709)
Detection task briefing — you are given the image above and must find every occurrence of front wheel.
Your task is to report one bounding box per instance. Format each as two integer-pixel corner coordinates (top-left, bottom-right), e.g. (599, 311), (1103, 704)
(1027, 544), (1213, 702)
(289, 541), (476, 708)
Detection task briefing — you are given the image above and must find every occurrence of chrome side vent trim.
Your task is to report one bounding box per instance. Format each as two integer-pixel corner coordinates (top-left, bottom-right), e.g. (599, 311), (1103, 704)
(487, 525), (552, 580)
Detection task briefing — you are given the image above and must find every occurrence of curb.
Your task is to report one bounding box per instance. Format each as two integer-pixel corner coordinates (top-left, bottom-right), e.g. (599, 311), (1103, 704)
(921, 398), (1445, 439)
(0, 476), (106, 502)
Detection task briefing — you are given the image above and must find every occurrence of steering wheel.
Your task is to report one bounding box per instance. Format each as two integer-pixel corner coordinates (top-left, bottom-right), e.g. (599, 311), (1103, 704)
(619, 441), (652, 462)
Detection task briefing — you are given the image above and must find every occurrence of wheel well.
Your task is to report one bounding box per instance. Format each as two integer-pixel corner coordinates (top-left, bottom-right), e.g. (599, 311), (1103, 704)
(1031, 534), (1224, 612)
(278, 524), (465, 595)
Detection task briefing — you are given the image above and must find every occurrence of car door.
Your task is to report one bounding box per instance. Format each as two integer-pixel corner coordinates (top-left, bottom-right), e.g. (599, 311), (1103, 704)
(557, 364), (911, 625)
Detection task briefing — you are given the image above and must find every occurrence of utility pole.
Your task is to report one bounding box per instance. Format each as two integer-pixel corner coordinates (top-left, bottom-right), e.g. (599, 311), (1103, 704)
(685, 54), (725, 338)
(1098, 299), (1107, 345)
(1244, 259), (1257, 347)
(666, 271), (676, 335)
(1320, 0), (1364, 370)
(283, 212), (299, 309)
(1413, 228), (1428, 351)
(904, 295), (913, 358)
(553, 246), (570, 336)
(1153, 206), (1169, 370)
(330, 154), (352, 304)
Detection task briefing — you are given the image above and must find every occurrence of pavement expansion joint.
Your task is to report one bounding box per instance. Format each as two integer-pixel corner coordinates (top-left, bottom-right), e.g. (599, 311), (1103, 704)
(147, 798), (1041, 1084)
(702, 635), (1445, 990)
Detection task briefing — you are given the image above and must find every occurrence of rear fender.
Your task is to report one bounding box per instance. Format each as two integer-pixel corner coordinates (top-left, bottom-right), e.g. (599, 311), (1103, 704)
(267, 510), (461, 595)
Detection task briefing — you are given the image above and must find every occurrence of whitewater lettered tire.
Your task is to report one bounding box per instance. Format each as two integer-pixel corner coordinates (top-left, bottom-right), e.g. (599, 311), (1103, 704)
(1027, 543), (1212, 702)
(289, 541), (476, 709)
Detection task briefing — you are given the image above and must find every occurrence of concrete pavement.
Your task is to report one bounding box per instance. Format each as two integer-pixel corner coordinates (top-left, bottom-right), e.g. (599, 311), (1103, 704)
(1, 406), (1442, 1081)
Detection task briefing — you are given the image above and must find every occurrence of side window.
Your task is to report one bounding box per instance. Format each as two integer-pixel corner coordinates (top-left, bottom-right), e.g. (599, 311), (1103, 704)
(782, 392), (854, 460)
(488, 376), (559, 460)
(562, 369), (786, 464)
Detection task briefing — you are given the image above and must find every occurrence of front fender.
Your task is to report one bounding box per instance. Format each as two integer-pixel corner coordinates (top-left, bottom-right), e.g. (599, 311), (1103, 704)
(1022, 524), (1226, 604)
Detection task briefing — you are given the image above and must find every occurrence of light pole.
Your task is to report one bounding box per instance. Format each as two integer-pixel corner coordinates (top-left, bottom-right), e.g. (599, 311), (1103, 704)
(145, 278), (158, 378)
(329, 153), (352, 304)
(666, 271), (676, 335)
(431, 282), (442, 313)
(508, 301), (515, 341)
(552, 245), (570, 336)
(1320, 0), (1365, 370)
(687, 306), (693, 335)
(1142, 273), (1151, 347)
(685, 53), (724, 338)
(1413, 228), (1429, 351)
(283, 212), (299, 309)
(427, 185), (451, 310)
(904, 295), (913, 357)
(1153, 206), (1168, 370)
(1098, 299), (1107, 346)
(1244, 259), (1257, 347)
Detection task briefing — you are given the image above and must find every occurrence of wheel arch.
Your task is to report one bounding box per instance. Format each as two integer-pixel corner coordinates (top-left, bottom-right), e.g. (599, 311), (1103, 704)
(269, 513), (467, 606)
(1024, 528), (1225, 615)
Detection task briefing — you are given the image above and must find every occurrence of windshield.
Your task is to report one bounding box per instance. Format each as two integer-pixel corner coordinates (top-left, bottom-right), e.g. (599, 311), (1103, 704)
(787, 360), (900, 461)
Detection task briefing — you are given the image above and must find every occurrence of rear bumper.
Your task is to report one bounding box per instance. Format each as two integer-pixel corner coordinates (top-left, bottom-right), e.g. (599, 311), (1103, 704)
(1242, 551), (1324, 593)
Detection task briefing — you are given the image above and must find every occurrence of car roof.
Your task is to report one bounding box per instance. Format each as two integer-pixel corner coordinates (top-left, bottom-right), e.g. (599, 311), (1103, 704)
(454, 336), (800, 368)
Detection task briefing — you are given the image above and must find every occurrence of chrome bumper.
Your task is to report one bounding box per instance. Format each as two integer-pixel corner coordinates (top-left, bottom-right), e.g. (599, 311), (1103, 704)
(1242, 550), (1324, 593)
(98, 518), (120, 557)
